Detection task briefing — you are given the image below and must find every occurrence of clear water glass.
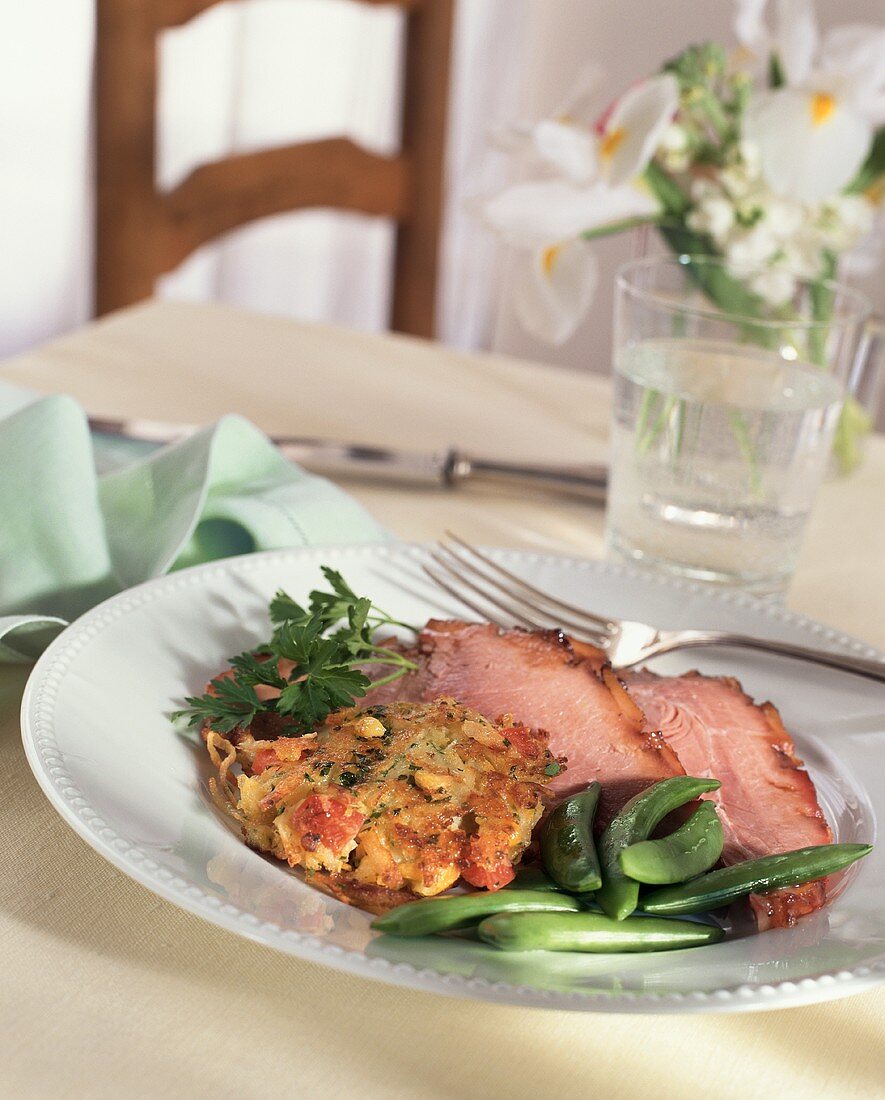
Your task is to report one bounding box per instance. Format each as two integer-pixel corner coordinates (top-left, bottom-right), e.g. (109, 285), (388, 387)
(605, 256), (872, 596)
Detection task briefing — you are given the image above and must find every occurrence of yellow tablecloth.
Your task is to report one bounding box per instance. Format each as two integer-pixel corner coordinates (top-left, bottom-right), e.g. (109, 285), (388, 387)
(1, 302), (883, 1099)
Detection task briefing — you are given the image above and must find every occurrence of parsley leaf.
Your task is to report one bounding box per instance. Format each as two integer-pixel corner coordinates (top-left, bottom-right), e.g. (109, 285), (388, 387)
(269, 590), (308, 624)
(228, 650), (286, 689)
(172, 674), (262, 734)
(172, 567), (417, 737)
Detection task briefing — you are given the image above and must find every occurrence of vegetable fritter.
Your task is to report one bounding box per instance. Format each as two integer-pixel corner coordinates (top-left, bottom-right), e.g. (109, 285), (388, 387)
(205, 698), (563, 909)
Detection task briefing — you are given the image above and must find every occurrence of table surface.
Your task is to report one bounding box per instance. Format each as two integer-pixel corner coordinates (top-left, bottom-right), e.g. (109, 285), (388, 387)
(1, 300), (883, 1099)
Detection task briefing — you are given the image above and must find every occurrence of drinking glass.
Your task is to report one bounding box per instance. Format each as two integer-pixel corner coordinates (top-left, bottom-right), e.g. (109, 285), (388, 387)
(605, 255), (872, 596)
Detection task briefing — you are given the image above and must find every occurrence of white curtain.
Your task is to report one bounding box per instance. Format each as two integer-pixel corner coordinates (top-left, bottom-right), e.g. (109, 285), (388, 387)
(0, 0), (94, 357)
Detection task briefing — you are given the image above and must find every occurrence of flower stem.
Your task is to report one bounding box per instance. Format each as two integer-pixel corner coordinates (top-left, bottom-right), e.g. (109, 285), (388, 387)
(727, 410), (762, 497)
(581, 215), (663, 242)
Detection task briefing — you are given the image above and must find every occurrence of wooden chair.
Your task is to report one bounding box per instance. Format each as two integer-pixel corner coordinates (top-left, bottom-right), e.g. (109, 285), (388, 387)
(95, 0), (454, 338)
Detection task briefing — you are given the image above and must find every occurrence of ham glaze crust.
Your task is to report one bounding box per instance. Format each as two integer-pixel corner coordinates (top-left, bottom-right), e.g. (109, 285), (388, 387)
(625, 670), (833, 929)
(366, 620), (685, 825)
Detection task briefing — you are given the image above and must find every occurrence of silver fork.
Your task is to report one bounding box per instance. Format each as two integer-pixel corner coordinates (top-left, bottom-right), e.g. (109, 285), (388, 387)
(422, 534), (885, 683)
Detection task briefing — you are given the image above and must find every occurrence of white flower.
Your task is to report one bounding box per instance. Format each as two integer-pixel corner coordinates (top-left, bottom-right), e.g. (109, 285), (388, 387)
(765, 197), (805, 238)
(690, 178), (719, 203)
(659, 123), (691, 171)
(481, 70), (676, 345)
(735, 1), (885, 200)
(482, 179), (659, 248)
(817, 193), (875, 250)
(687, 196), (736, 243)
(780, 235), (826, 278)
(597, 74), (680, 186)
(736, 139), (763, 178)
(660, 123), (689, 153)
(718, 143), (763, 199)
(531, 120), (597, 185)
(511, 241), (600, 345)
(483, 178), (660, 344)
(491, 64), (604, 177)
(749, 267), (796, 304)
(725, 222), (780, 270)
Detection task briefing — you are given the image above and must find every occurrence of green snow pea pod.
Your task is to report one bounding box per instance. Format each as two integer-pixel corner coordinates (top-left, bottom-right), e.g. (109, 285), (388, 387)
(619, 799), (724, 885)
(477, 910), (725, 953)
(370, 889), (580, 937)
(597, 776), (721, 920)
(505, 866), (559, 891)
(640, 843), (873, 916)
(540, 782), (602, 893)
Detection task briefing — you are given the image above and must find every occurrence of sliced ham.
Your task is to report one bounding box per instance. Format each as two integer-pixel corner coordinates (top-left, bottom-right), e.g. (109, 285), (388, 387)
(624, 670), (833, 929)
(366, 620), (685, 824)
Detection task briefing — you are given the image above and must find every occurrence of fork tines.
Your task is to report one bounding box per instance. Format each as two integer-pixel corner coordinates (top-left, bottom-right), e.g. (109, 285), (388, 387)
(422, 534), (614, 649)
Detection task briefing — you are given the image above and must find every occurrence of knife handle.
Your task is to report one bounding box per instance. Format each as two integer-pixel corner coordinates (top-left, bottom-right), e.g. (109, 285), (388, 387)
(451, 453), (608, 502)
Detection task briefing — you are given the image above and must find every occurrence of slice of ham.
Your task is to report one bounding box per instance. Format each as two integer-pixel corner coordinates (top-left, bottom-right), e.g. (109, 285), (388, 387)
(366, 620), (685, 824)
(624, 670), (833, 930)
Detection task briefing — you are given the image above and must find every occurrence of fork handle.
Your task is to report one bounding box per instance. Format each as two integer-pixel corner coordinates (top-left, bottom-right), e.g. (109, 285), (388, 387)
(648, 630), (885, 683)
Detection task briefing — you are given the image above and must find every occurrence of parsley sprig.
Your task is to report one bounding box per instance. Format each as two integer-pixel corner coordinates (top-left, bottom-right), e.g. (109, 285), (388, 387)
(173, 567), (417, 736)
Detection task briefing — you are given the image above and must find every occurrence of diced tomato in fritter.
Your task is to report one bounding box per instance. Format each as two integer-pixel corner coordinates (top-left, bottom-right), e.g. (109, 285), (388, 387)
(500, 721), (542, 759)
(290, 792), (365, 855)
(461, 848), (516, 891)
(251, 748), (280, 775)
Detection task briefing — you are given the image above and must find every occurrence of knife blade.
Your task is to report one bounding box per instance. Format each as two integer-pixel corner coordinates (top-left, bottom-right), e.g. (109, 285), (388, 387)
(87, 416), (608, 501)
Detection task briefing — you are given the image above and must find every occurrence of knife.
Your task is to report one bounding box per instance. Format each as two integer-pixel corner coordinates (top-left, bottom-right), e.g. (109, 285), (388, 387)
(88, 416), (608, 502)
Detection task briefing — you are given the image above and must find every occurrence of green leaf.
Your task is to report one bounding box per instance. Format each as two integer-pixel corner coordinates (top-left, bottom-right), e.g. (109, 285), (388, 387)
(173, 673), (263, 734)
(277, 665), (372, 727)
(580, 214), (662, 242)
(272, 616), (324, 665)
(808, 250), (837, 366)
(269, 589), (308, 624)
(308, 571), (361, 627)
(228, 650), (286, 689)
(644, 162), (690, 219)
(649, 213), (775, 346)
(663, 42), (727, 91)
(833, 394), (873, 475)
(845, 127), (885, 195)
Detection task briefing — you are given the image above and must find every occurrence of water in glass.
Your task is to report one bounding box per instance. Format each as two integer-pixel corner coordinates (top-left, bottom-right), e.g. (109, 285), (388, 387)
(606, 337), (843, 595)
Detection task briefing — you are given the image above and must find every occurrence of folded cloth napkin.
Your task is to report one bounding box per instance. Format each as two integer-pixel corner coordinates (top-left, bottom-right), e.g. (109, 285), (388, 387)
(0, 385), (388, 662)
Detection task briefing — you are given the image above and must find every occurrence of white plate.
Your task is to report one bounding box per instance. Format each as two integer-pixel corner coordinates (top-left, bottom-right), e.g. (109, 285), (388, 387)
(21, 545), (884, 1014)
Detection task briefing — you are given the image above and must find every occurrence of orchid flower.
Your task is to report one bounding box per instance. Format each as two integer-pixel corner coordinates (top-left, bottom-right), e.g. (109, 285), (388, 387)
(484, 179), (659, 343)
(735, 0), (885, 201)
(482, 74), (678, 344)
(596, 75), (680, 186)
(491, 65), (604, 183)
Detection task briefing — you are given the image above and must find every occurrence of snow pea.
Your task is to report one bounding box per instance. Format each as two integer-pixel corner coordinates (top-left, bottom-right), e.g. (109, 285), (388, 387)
(505, 866), (559, 891)
(619, 800), (724, 885)
(597, 776), (721, 920)
(477, 910), (725, 953)
(370, 889), (580, 937)
(640, 842), (873, 916)
(540, 782), (602, 893)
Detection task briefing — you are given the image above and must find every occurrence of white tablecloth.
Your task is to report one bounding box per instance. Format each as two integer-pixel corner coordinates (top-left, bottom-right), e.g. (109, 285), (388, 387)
(1, 300), (882, 1099)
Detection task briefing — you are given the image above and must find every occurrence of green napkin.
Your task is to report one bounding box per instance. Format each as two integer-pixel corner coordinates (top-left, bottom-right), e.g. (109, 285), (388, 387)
(0, 389), (388, 662)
